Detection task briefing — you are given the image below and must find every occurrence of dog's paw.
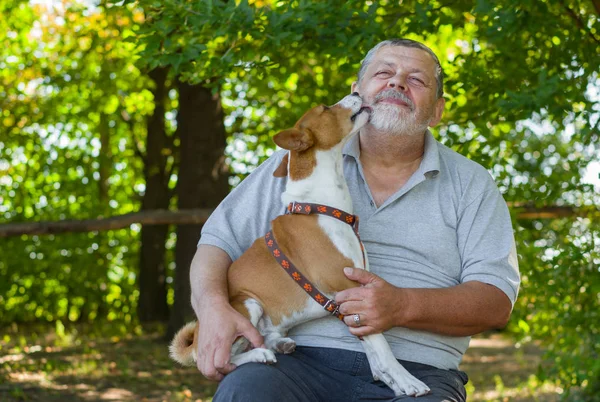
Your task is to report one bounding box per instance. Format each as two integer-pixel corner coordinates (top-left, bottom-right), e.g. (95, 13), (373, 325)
(375, 368), (430, 397)
(230, 348), (277, 366)
(390, 377), (430, 397)
(254, 348), (277, 364)
(273, 338), (296, 354)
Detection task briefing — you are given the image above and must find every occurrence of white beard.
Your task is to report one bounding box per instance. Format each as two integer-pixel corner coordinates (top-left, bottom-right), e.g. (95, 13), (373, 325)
(369, 103), (430, 136)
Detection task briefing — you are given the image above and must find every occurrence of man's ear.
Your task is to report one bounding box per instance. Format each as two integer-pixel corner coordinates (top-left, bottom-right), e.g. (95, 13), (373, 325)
(273, 128), (313, 152)
(273, 152), (289, 177)
(428, 97), (446, 127)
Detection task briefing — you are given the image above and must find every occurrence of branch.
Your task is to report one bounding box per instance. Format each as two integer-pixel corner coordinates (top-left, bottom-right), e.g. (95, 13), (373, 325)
(1, 205), (597, 238)
(559, 0), (600, 45)
(509, 204), (598, 220)
(592, 0), (600, 16)
(0, 209), (212, 238)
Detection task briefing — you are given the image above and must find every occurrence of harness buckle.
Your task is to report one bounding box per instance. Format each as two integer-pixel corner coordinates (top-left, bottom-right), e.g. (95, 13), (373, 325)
(287, 201), (297, 215)
(323, 299), (340, 316)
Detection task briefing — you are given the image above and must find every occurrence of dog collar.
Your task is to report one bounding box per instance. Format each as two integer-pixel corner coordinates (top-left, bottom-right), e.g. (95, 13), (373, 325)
(264, 202), (366, 320)
(285, 202), (366, 269)
(286, 202), (359, 233)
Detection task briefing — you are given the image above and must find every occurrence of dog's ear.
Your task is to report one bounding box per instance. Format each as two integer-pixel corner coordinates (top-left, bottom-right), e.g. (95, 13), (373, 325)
(273, 152), (289, 177)
(273, 128), (313, 152)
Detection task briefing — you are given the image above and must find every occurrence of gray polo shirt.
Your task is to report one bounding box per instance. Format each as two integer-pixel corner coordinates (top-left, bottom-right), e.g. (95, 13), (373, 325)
(199, 131), (520, 370)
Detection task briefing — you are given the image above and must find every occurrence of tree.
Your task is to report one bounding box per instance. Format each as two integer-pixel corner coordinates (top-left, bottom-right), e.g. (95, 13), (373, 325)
(131, 0), (600, 397)
(167, 82), (229, 337)
(137, 66), (172, 323)
(1, 0), (598, 398)
(0, 0), (149, 326)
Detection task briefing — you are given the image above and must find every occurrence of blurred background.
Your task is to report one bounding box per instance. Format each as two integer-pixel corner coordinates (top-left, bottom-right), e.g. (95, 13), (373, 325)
(0, 0), (599, 400)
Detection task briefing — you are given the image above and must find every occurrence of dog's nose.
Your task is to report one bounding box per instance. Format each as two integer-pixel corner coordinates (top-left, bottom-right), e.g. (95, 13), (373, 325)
(352, 92), (359, 96)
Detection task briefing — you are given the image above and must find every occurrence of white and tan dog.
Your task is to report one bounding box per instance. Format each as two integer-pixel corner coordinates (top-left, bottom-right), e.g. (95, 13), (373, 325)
(170, 93), (430, 397)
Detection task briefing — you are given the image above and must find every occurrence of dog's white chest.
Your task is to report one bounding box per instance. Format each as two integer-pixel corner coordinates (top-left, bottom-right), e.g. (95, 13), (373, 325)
(317, 216), (365, 269)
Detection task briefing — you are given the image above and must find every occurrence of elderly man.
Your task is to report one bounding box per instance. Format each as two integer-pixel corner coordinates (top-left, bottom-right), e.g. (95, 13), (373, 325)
(190, 39), (520, 401)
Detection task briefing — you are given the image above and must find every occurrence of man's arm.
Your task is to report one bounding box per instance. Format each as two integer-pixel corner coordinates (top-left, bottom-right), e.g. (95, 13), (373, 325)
(335, 268), (512, 337)
(190, 244), (264, 381)
(336, 167), (519, 338)
(190, 151), (287, 380)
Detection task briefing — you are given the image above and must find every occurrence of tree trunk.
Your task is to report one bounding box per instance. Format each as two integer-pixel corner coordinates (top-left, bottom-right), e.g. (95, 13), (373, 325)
(98, 112), (111, 206)
(138, 67), (171, 323)
(96, 112), (112, 322)
(166, 81), (228, 339)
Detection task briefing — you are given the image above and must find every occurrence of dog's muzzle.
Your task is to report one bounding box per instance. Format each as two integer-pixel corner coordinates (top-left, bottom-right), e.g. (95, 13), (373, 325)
(351, 106), (372, 122)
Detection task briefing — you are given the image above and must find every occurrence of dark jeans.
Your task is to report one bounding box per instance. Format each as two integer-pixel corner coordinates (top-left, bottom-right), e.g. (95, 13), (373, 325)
(214, 346), (469, 402)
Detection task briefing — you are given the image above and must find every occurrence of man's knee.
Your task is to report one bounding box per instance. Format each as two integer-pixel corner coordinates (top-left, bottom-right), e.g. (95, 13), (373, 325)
(213, 363), (288, 402)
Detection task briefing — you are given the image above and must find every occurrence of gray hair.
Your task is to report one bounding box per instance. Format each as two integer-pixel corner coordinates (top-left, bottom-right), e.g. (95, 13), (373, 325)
(357, 39), (444, 99)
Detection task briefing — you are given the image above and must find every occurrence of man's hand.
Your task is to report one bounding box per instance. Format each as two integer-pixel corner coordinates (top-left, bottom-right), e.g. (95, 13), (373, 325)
(335, 267), (514, 337)
(335, 267), (406, 337)
(195, 302), (265, 381)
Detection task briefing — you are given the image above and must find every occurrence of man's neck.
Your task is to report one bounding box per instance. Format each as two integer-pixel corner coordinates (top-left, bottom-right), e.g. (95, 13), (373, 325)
(358, 126), (426, 170)
(357, 127), (427, 207)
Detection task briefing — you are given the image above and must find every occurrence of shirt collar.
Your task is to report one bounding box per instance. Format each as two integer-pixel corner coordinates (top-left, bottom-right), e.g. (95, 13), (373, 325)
(343, 130), (441, 178)
(421, 130), (441, 178)
(343, 132), (362, 159)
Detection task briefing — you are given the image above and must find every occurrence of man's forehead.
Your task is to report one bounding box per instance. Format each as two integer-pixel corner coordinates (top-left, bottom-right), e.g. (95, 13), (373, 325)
(370, 45), (436, 73)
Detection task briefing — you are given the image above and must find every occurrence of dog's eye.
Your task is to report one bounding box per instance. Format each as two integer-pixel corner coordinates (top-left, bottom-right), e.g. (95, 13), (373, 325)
(321, 105), (330, 111)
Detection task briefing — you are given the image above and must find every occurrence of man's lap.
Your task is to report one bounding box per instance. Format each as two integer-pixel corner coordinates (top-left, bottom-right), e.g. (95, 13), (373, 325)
(213, 346), (468, 402)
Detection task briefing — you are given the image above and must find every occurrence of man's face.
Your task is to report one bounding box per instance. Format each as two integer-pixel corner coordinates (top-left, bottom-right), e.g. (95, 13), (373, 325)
(353, 46), (444, 135)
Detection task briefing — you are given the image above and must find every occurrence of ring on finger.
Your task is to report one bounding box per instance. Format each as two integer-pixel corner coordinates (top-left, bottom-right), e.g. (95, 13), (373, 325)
(353, 313), (361, 326)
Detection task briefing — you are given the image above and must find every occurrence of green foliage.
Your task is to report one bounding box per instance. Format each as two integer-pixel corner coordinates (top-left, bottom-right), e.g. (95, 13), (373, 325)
(1, 2), (149, 327)
(1, 0), (599, 399)
(511, 216), (600, 400)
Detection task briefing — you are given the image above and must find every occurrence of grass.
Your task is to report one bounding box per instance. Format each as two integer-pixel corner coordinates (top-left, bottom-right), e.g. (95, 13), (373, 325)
(0, 322), (216, 402)
(460, 333), (562, 401)
(0, 322), (562, 401)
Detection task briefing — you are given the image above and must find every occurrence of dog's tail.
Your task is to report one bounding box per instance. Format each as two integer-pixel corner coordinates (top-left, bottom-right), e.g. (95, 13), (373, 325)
(169, 321), (198, 366)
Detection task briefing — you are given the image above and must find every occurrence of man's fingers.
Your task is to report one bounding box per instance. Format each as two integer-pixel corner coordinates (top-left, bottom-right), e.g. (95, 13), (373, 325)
(205, 370), (225, 382)
(240, 322), (265, 349)
(199, 355), (225, 381)
(343, 312), (365, 327)
(349, 325), (377, 337)
(337, 300), (362, 315)
(213, 339), (235, 376)
(215, 362), (237, 377)
(343, 267), (379, 285)
(335, 287), (366, 304)
(197, 341), (217, 378)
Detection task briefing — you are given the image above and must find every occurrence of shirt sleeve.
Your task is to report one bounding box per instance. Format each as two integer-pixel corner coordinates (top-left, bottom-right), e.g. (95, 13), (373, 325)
(198, 150), (288, 261)
(457, 177), (521, 305)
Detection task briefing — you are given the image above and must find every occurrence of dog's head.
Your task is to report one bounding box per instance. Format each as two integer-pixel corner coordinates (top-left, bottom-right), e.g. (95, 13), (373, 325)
(273, 93), (371, 179)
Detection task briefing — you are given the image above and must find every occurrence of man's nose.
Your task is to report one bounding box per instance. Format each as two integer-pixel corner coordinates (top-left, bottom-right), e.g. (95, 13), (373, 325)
(387, 74), (406, 91)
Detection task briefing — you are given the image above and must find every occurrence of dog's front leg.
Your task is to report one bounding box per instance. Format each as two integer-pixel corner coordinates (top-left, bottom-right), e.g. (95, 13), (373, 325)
(229, 299), (277, 367)
(362, 334), (430, 397)
(264, 332), (297, 354)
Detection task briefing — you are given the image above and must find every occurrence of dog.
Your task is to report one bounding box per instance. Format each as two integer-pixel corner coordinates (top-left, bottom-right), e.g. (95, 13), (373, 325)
(169, 93), (430, 397)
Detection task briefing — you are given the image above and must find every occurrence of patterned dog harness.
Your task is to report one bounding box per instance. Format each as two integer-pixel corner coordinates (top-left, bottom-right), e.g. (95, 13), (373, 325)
(264, 202), (366, 320)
